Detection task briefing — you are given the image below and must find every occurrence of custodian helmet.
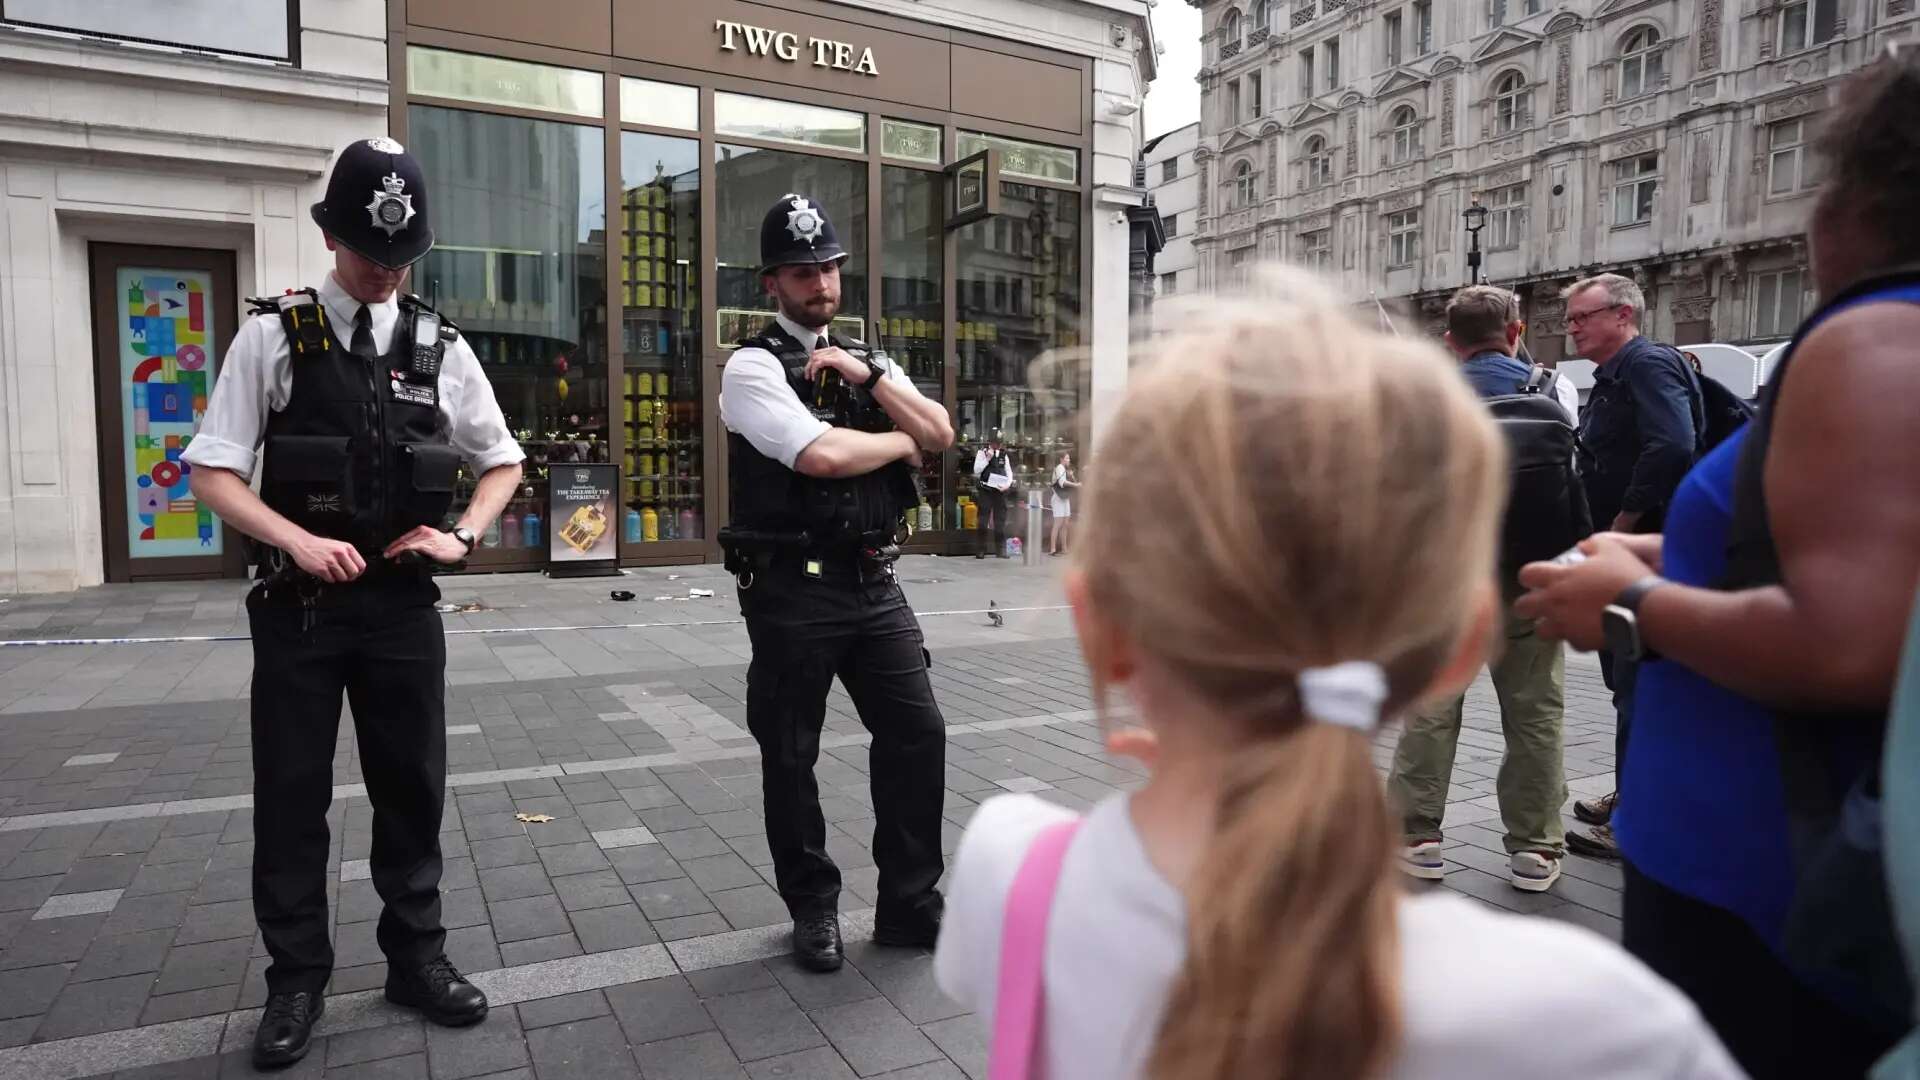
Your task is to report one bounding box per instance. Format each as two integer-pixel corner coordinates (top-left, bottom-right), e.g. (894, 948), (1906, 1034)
(759, 192), (848, 274)
(310, 137), (436, 270)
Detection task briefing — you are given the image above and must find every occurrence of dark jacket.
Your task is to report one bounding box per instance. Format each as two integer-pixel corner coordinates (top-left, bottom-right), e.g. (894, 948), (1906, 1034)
(1576, 335), (1703, 532)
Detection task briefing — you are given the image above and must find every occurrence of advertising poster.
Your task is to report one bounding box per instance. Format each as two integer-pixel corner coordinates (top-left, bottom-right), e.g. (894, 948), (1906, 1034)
(548, 463), (619, 577)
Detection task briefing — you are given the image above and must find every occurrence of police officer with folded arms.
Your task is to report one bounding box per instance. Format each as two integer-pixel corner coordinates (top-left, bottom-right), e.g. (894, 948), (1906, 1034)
(184, 138), (523, 1069)
(720, 194), (954, 972)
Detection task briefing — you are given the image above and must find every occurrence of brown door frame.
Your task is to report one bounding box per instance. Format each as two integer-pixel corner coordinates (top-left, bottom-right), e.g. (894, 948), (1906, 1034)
(89, 243), (247, 583)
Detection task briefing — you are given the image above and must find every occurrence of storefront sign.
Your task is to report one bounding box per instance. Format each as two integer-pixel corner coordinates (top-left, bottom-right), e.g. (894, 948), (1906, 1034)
(548, 464), (620, 577)
(714, 19), (879, 77)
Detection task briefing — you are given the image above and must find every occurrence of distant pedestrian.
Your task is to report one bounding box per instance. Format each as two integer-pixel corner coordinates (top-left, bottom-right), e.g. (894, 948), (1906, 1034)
(1561, 271), (1704, 859)
(973, 430), (1014, 558)
(1048, 452), (1079, 556)
(934, 270), (1740, 1080)
(1389, 286), (1580, 894)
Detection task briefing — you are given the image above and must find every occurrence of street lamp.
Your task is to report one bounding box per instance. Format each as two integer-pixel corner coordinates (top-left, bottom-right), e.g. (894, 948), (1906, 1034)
(1462, 199), (1489, 285)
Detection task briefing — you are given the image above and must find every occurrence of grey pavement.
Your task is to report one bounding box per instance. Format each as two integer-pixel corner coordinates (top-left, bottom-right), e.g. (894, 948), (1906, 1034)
(0, 556), (1623, 1078)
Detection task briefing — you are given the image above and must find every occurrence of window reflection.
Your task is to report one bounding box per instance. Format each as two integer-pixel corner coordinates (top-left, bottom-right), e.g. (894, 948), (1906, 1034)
(714, 143), (868, 345)
(881, 166), (946, 530)
(620, 133), (704, 543)
(410, 105), (607, 554)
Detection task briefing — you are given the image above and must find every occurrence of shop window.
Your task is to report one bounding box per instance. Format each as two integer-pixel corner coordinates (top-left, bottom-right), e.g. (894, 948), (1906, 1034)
(958, 132), (1079, 185)
(407, 47), (603, 118)
(409, 105), (608, 553)
(955, 183), (1082, 537)
(880, 166), (948, 528)
(620, 77), (699, 132)
(882, 119), (943, 164)
(714, 143), (869, 346)
(715, 92), (866, 154)
(619, 132), (704, 544)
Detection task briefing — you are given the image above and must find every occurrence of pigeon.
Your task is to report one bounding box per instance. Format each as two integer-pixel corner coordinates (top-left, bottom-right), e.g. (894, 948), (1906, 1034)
(988, 601), (1003, 628)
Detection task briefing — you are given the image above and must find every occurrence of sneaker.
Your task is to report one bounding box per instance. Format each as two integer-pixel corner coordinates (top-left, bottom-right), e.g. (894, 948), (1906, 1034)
(1574, 791), (1618, 826)
(1510, 851), (1563, 893)
(1398, 840), (1446, 880)
(1566, 824), (1622, 861)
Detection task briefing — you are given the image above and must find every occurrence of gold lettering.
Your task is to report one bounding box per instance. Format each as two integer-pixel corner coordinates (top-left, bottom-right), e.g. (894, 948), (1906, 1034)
(853, 47), (878, 76)
(774, 31), (800, 62)
(741, 24), (781, 56)
(810, 37), (834, 67)
(832, 41), (854, 70)
(715, 20), (740, 51)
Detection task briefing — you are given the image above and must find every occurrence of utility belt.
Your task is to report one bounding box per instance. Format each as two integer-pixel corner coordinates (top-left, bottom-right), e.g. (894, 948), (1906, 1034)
(252, 543), (449, 627)
(718, 526), (902, 589)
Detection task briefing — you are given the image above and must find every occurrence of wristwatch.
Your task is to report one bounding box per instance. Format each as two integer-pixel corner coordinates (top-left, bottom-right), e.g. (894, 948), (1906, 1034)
(1602, 575), (1668, 662)
(449, 526), (477, 554)
(860, 354), (886, 390)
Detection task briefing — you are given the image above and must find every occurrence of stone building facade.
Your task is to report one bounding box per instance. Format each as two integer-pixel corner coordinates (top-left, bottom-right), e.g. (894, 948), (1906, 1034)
(1186, 0), (1918, 359)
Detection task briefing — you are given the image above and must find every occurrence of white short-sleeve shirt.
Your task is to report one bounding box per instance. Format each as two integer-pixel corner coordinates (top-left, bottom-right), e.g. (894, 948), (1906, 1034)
(180, 273), (524, 482)
(935, 793), (1746, 1080)
(718, 312), (912, 470)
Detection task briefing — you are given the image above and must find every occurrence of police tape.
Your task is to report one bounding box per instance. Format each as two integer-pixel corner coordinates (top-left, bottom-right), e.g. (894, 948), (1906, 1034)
(0, 604), (1073, 648)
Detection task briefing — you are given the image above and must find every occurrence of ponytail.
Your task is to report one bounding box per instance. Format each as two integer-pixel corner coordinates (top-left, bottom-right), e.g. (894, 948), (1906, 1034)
(1147, 723), (1401, 1080)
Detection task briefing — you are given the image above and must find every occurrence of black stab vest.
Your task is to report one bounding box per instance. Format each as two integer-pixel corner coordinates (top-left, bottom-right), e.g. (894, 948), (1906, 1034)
(726, 323), (915, 548)
(251, 290), (462, 559)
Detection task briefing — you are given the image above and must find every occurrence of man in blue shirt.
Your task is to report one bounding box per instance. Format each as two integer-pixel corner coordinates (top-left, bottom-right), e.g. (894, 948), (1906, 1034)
(1560, 273), (1703, 859)
(1390, 286), (1572, 893)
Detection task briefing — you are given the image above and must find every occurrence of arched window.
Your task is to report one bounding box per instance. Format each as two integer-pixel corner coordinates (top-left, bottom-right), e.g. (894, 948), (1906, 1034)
(1619, 27), (1663, 99)
(1234, 159), (1257, 207)
(1305, 135), (1333, 187)
(1222, 9), (1243, 49)
(1390, 105), (1420, 163)
(1495, 72), (1529, 134)
(1252, 0), (1271, 31)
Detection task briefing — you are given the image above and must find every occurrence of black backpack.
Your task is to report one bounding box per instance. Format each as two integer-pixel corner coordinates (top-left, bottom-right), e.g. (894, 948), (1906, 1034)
(1696, 371), (1756, 453)
(1485, 367), (1593, 569)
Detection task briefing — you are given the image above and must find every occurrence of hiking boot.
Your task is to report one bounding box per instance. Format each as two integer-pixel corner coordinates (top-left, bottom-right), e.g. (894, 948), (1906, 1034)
(1510, 851), (1563, 893)
(1574, 791), (1618, 827)
(1566, 824), (1621, 861)
(1398, 840), (1446, 880)
(386, 955), (488, 1027)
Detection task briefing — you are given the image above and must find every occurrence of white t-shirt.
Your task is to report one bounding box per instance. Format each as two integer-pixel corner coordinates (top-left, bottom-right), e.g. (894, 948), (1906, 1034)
(718, 312), (913, 470)
(1552, 366), (1582, 424)
(181, 273), (524, 481)
(935, 794), (1746, 1080)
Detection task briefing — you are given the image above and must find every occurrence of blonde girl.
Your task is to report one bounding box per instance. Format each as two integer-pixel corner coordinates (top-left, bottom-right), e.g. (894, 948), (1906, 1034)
(933, 271), (1741, 1080)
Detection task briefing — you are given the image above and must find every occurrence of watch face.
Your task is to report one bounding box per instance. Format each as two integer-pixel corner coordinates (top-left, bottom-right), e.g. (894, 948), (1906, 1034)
(1602, 604), (1640, 661)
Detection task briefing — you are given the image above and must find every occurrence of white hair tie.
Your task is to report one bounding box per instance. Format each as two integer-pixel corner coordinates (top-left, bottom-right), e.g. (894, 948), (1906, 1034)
(1298, 661), (1389, 733)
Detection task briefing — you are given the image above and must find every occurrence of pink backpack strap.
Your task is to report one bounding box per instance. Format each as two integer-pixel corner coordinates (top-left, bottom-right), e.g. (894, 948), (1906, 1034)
(989, 817), (1084, 1080)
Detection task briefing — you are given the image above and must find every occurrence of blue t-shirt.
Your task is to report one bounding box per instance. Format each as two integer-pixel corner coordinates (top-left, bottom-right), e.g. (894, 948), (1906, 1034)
(1614, 424), (1795, 947)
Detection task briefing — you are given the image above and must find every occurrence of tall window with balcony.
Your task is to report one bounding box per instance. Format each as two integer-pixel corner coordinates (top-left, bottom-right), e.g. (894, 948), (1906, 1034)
(1221, 8), (1243, 59)
(1494, 72), (1529, 135)
(1751, 269), (1804, 338)
(1234, 160), (1257, 208)
(1301, 228), (1332, 270)
(1487, 183), (1527, 249)
(1613, 153), (1659, 226)
(1413, 0), (1433, 55)
(1387, 209), (1421, 267)
(1778, 0), (1838, 54)
(1619, 28), (1663, 99)
(1384, 11), (1404, 67)
(1304, 135), (1334, 187)
(1390, 106), (1420, 164)
(1325, 38), (1341, 90)
(1768, 119), (1818, 196)
(1252, 0), (1271, 33)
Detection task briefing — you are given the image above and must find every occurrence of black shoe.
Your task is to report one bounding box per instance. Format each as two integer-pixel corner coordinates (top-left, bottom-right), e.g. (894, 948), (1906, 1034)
(1574, 791), (1618, 826)
(975, 551), (987, 559)
(793, 913), (844, 972)
(385, 955), (489, 1027)
(871, 915), (942, 949)
(1566, 824), (1622, 861)
(252, 991), (324, 1069)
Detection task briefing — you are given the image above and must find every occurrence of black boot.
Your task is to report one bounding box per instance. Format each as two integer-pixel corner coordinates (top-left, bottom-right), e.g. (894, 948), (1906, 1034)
(386, 955), (489, 1027)
(793, 913), (843, 973)
(873, 895), (944, 949)
(252, 991), (324, 1069)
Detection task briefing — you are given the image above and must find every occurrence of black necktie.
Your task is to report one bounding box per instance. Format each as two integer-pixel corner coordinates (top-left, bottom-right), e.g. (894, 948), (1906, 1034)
(350, 305), (376, 361)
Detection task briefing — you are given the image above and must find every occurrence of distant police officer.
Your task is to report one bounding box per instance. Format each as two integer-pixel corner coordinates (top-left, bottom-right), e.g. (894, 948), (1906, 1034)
(719, 194), (955, 972)
(184, 138), (524, 1069)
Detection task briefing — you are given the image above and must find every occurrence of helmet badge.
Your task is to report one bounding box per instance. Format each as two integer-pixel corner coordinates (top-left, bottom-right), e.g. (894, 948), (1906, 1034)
(784, 196), (824, 246)
(365, 172), (416, 237)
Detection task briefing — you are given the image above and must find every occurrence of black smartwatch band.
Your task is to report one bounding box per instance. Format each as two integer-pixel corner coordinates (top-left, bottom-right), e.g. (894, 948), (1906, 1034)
(1613, 575), (1669, 613)
(861, 359), (885, 390)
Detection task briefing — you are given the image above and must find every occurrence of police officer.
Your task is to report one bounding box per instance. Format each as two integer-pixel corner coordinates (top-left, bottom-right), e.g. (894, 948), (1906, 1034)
(184, 138), (524, 1069)
(719, 194), (955, 972)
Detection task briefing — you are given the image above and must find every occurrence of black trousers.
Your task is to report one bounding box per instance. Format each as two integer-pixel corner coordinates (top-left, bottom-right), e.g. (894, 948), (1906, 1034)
(1597, 649), (1637, 790)
(248, 573), (448, 995)
(976, 488), (1008, 554)
(1623, 861), (1901, 1079)
(739, 564), (946, 928)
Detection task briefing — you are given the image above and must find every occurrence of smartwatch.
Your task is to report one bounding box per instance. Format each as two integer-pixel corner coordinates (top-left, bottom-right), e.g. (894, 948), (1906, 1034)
(449, 526), (478, 554)
(1602, 575), (1668, 662)
(860, 355), (886, 390)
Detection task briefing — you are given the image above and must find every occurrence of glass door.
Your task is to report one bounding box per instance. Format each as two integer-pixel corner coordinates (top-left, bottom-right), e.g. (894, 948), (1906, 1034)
(880, 165), (946, 532)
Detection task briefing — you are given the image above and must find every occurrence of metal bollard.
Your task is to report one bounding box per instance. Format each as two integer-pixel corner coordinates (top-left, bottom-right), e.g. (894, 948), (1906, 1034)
(1025, 489), (1043, 567)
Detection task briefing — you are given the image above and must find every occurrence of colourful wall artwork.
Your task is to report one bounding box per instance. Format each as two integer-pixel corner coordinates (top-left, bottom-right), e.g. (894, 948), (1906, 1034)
(117, 268), (220, 559)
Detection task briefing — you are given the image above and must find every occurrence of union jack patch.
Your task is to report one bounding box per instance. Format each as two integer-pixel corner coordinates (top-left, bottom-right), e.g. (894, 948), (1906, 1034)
(307, 493), (342, 514)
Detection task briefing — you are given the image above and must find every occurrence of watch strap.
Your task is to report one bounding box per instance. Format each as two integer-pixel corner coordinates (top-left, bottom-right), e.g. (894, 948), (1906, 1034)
(861, 358), (885, 390)
(449, 526), (477, 553)
(1613, 575), (1669, 613)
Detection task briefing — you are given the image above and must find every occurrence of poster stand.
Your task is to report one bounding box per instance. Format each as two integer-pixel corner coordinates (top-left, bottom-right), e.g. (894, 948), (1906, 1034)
(547, 463), (621, 578)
